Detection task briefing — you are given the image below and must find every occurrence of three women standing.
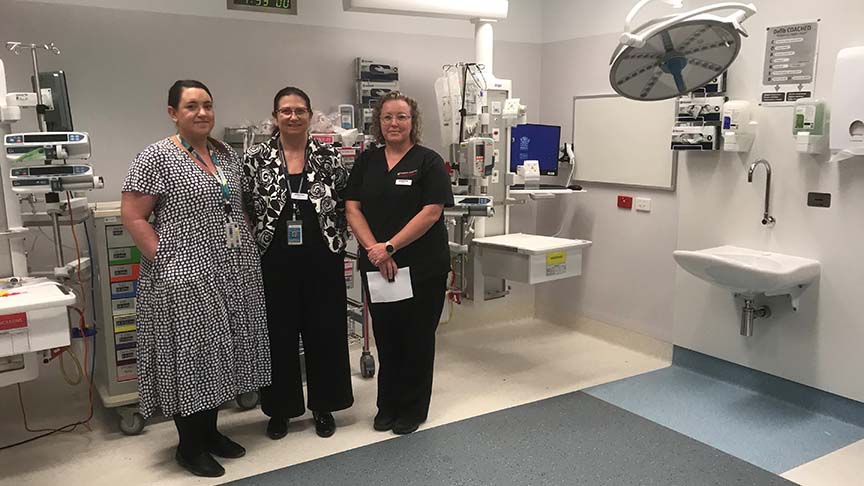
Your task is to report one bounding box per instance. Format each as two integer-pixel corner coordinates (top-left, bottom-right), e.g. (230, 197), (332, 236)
(123, 82), (449, 481)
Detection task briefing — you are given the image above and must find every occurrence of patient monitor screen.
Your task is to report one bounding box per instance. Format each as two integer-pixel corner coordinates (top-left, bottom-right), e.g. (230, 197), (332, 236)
(509, 124), (561, 176)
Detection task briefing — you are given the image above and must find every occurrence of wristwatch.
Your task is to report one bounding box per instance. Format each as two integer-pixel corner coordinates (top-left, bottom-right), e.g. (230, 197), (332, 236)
(385, 241), (395, 254)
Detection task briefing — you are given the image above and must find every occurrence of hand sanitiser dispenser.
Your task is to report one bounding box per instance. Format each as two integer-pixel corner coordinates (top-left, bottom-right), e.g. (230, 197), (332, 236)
(722, 100), (756, 152)
(793, 98), (828, 154)
(830, 46), (864, 161)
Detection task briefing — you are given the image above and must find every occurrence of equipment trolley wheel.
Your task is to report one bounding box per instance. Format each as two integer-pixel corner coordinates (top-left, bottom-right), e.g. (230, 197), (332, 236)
(236, 391), (260, 410)
(118, 407), (145, 436)
(360, 350), (375, 378)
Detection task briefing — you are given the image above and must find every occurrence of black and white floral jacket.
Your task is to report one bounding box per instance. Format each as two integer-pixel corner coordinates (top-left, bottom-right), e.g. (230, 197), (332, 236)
(242, 134), (348, 255)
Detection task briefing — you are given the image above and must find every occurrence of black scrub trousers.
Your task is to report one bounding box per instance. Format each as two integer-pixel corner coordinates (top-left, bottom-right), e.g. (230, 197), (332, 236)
(259, 173), (354, 420)
(345, 145), (454, 423)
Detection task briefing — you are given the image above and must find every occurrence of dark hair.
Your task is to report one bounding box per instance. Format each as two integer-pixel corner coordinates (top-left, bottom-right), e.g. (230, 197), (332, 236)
(168, 80), (212, 109)
(371, 91), (422, 145)
(272, 86), (312, 115)
(271, 86), (312, 137)
(167, 80), (227, 153)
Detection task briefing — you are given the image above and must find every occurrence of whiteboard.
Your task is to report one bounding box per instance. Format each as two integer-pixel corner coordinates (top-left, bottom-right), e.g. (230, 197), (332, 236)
(571, 95), (678, 190)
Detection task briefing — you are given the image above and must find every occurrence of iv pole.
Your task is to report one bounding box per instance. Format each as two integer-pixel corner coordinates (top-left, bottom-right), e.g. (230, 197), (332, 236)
(6, 41), (68, 273)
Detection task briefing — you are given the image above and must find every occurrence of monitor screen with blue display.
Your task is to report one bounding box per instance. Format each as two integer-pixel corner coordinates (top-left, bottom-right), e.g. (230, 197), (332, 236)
(509, 124), (561, 176)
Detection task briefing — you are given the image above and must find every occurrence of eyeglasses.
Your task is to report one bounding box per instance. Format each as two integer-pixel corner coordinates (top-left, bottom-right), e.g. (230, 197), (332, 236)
(381, 113), (412, 123)
(277, 107), (310, 117)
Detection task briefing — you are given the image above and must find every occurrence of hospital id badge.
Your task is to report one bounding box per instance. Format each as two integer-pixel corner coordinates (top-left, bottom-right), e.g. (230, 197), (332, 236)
(224, 221), (242, 249)
(286, 220), (303, 246)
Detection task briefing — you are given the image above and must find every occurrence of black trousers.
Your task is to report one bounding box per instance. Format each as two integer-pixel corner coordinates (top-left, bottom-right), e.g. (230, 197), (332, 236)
(367, 273), (447, 423)
(173, 407), (219, 457)
(260, 244), (354, 419)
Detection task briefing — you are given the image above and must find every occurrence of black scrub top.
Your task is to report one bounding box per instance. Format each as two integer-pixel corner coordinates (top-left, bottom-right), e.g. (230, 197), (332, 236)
(345, 144), (454, 281)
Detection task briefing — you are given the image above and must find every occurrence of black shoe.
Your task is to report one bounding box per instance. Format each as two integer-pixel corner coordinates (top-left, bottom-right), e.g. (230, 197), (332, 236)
(313, 411), (335, 438)
(373, 410), (397, 431)
(392, 418), (421, 435)
(175, 449), (225, 478)
(266, 417), (288, 440)
(208, 434), (246, 459)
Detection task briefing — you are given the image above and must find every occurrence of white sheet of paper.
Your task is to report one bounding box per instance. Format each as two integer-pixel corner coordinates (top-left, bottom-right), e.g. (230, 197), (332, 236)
(366, 267), (413, 303)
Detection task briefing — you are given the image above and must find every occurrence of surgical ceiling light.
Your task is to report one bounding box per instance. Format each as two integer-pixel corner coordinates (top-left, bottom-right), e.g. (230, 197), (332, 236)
(609, 0), (757, 101)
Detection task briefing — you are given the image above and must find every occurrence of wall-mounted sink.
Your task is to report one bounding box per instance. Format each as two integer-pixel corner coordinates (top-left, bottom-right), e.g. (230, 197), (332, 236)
(673, 245), (820, 298)
(673, 246), (821, 336)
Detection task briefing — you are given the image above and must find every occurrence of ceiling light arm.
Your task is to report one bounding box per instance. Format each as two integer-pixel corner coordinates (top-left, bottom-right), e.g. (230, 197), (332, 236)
(624, 0), (683, 33)
(622, 2), (757, 48)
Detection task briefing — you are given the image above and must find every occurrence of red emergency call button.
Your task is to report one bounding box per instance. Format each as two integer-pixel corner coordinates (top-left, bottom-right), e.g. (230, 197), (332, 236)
(618, 195), (633, 209)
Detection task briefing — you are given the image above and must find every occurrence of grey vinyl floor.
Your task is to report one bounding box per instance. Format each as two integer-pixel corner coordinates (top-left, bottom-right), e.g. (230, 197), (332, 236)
(226, 391), (797, 486)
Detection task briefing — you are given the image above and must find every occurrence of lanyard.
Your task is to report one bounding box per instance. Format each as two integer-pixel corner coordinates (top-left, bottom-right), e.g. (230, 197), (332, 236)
(277, 139), (307, 217)
(177, 135), (233, 217)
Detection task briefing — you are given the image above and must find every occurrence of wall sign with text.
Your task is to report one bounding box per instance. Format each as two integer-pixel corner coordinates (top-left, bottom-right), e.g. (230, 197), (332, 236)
(227, 0), (297, 15)
(760, 20), (820, 106)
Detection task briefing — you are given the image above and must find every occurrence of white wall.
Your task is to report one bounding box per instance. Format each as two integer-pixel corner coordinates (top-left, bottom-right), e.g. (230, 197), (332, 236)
(672, 0), (864, 402)
(540, 0), (691, 43)
(536, 0), (864, 402)
(534, 26), (679, 341)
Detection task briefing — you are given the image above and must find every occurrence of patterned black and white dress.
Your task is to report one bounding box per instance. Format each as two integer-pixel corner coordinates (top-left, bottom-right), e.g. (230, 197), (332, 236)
(122, 137), (271, 420)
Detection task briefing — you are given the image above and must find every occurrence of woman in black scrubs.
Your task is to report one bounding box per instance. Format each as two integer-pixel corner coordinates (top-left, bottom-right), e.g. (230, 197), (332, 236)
(345, 91), (454, 435)
(243, 87), (353, 440)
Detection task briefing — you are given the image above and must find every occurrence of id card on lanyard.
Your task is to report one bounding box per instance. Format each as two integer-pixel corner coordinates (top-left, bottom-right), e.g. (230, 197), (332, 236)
(176, 135), (241, 249)
(278, 139), (308, 246)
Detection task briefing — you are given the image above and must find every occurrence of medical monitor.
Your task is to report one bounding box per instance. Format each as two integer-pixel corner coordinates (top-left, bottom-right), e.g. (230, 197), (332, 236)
(32, 71), (73, 132)
(509, 124), (560, 176)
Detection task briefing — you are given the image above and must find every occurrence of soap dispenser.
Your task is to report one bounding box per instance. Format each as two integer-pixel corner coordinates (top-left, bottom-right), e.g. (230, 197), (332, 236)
(793, 98), (829, 154)
(722, 100), (756, 152)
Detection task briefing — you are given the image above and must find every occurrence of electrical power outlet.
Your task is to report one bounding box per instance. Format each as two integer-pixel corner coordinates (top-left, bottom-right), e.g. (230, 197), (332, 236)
(807, 192), (831, 208)
(635, 197), (652, 212)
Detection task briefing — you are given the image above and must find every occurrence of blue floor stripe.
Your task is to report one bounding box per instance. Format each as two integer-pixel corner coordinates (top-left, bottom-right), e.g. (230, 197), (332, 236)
(584, 348), (864, 474)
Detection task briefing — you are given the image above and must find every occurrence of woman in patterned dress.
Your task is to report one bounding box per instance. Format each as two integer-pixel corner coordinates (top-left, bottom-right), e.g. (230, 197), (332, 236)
(121, 80), (270, 478)
(242, 86), (353, 441)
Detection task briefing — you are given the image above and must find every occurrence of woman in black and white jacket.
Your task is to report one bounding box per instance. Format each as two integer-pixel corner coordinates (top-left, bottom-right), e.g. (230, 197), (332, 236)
(242, 86), (353, 441)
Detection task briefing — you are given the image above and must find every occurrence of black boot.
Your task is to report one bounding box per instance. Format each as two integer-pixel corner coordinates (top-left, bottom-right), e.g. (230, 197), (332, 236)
(208, 434), (246, 459)
(392, 417), (422, 435)
(266, 417), (289, 440)
(175, 449), (225, 478)
(373, 409), (397, 432)
(313, 411), (335, 438)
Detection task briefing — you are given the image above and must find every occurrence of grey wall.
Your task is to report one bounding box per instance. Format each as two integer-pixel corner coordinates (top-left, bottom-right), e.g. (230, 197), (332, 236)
(0, 0), (542, 201)
(15, 0), (544, 44)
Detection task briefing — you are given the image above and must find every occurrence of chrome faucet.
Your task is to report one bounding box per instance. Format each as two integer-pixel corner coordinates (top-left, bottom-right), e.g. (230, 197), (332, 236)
(747, 159), (776, 226)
